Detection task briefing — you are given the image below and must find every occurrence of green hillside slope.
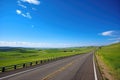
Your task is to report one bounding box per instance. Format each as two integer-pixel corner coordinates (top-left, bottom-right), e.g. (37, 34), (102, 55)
(0, 47), (95, 67)
(97, 42), (120, 80)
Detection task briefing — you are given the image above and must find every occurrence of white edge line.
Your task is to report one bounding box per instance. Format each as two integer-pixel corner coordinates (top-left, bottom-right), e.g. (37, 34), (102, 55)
(93, 54), (98, 80)
(0, 66), (41, 80)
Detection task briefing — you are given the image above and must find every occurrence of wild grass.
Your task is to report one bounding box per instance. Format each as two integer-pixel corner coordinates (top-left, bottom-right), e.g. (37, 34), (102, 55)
(97, 42), (120, 80)
(0, 47), (95, 67)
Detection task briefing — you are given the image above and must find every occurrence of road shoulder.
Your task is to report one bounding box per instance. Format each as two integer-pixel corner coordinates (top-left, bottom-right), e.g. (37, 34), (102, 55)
(96, 54), (114, 80)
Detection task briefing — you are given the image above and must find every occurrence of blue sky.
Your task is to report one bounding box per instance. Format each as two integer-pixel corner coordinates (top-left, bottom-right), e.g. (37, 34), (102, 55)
(0, 0), (120, 48)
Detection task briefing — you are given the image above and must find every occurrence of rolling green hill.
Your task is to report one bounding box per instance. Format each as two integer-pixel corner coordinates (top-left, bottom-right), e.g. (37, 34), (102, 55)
(0, 47), (95, 67)
(97, 42), (120, 80)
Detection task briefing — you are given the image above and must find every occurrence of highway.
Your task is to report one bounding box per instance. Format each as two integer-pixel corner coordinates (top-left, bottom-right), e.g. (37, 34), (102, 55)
(0, 52), (98, 80)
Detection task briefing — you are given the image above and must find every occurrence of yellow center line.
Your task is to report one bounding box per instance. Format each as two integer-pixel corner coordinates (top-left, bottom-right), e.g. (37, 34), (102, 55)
(41, 59), (78, 80)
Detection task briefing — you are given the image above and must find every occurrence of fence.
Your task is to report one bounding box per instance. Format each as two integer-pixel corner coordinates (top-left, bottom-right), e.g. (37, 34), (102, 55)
(0, 58), (56, 73)
(0, 54), (79, 73)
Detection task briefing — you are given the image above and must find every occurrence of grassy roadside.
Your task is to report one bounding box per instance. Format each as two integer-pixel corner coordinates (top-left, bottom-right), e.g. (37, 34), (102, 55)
(96, 43), (120, 80)
(0, 47), (95, 67)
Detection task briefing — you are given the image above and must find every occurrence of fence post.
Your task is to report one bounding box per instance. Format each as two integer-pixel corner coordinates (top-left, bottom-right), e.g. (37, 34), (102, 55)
(23, 64), (25, 68)
(2, 67), (5, 72)
(41, 60), (42, 64)
(14, 65), (17, 69)
(30, 62), (32, 66)
(36, 61), (38, 64)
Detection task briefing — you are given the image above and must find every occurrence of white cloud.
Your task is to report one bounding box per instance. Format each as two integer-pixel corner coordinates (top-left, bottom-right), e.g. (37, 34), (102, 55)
(112, 40), (120, 43)
(21, 12), (32, 19)
(18, 3), (27, 8)
(0, 41), (76, 48)
(109, 37), (120, 43)
(16, 9), (32, 19)
(16, 10), (22, 14)
(108, 38), (120, 41)
(32, 8), (37, 11)
(16, 0), (40, 19)
(100, 30), (120, 37)
(100, 30), (120, 44)
(101, 30), (115, 36)
(21, 0), (40, 5)
(17, 0), (27, 8)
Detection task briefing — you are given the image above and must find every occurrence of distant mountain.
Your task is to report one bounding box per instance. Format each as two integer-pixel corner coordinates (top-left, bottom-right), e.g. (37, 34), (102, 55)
(0, 47), (13, 49)
(0, 47), (23, 51)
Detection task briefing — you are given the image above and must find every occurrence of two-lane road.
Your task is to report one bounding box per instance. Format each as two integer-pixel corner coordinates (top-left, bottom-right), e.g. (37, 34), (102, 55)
(0, 52), (97, 80)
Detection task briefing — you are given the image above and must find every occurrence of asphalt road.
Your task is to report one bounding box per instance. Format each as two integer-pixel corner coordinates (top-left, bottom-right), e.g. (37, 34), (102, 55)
(0, 52), (97, 80)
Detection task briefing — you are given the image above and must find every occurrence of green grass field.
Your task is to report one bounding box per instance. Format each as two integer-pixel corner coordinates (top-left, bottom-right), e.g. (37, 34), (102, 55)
(0, 47), (95, 67)
(97, 42), (120, 80)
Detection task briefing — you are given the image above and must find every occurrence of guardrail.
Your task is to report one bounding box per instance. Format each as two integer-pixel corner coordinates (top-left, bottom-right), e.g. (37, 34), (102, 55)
(0, 58), (56, 73)
(0, 54), (80, 73)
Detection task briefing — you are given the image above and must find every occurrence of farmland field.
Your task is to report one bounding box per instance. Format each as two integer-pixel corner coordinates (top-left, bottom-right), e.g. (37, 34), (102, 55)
(96, 43), (120, 80)
(0, 47), (95, 67)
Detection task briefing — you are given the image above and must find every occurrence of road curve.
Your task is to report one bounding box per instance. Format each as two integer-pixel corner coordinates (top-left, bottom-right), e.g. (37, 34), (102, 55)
(0, 52), (96, 80)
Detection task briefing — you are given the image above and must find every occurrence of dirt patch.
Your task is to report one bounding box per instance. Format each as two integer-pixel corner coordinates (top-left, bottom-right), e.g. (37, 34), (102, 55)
(96, 54), (114, 80)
